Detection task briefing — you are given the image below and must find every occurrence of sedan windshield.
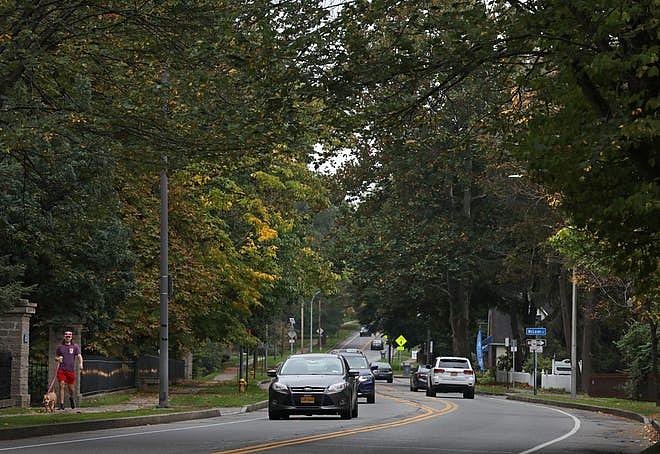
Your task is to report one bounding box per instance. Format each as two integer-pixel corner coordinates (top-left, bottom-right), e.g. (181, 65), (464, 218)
(280, 357), (344, 375)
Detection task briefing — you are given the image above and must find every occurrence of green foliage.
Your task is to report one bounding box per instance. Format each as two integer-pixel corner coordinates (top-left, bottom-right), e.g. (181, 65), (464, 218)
(616, 322), (653, 400)
(523, 355), (552, 374)
(496, 354), (512, 372)
(0, 256), (34, 313)
(193, 341), (230, 378)
(476, 368), (496, 385)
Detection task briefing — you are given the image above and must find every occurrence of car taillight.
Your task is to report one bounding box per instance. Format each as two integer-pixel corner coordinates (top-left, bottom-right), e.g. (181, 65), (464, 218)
(434, 368), (445, 373)
(463, 370), (474, 375)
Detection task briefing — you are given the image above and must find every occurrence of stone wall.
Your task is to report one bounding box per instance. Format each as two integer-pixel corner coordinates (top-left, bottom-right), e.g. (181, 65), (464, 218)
(0, 300), (37, 407)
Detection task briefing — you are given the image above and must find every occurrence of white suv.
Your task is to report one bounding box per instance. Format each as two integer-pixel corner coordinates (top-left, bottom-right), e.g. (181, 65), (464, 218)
(426, 356), (475, 399)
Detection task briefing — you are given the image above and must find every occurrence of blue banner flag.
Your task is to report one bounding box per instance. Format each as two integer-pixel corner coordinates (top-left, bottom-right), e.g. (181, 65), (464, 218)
(476, 328), (484, 370)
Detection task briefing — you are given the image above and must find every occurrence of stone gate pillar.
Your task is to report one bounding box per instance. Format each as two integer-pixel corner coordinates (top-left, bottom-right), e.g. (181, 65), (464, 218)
(0, 299), (37, 407)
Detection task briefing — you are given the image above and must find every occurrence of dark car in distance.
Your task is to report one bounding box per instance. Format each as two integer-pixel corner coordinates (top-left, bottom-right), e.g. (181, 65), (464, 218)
(409, 365), (430, 391)
(267, 353), (359, 420)
(335, 351), (376, 403)
(370, 361), (393, 383)
(359, 326), (370, 337)
(370, 338), (384, 350)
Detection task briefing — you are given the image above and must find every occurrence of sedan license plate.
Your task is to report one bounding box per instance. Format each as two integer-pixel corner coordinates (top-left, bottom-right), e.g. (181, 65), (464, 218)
(450, 372), (458, 377)
(300, 395), (315, 404)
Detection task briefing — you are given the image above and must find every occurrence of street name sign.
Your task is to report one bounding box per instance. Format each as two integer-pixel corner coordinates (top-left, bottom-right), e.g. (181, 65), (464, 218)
(525, 327), (547, 336)
(526, 339), (546, 347)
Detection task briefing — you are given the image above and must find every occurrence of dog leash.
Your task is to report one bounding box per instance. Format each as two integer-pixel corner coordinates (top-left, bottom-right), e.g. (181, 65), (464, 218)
(47, 364), (60, 393)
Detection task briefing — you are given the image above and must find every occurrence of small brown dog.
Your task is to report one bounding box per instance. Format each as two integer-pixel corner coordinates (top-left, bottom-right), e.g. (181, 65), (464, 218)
(43, 391), (57, 413)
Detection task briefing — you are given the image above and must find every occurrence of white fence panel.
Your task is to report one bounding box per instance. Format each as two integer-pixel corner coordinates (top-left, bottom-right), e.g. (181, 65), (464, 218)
(541, 373), (571, 392)
(496, 370), (531, 385)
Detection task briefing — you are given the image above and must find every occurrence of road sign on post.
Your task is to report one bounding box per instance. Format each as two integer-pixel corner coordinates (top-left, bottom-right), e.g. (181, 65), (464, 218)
(526, 339), (546, 347)
(395, 335), (407, 347)
(526, 327), (547, 336)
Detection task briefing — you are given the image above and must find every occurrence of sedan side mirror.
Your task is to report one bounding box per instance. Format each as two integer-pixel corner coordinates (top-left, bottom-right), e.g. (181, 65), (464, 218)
(267, 369), (278, 377)
(348, 369), (360, 378)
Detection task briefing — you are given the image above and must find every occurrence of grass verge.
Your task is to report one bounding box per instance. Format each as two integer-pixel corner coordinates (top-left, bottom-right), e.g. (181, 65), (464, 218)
(0, 382), (267, 429)
(475, 384), (658, 419)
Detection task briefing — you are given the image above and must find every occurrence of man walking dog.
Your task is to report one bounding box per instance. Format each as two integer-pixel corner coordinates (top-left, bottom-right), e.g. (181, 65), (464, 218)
(55, 330), (83, 410)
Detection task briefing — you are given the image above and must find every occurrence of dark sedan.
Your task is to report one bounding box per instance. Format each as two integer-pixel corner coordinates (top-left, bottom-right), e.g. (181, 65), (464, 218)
(410, 365), (430, 391)
(370, 361), (393, 383)
(336, 351), (376, 403)
(268, 353), (359, 420)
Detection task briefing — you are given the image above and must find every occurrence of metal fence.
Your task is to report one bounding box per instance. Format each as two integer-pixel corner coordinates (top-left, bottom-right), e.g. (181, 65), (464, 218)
(0, 352), (11, 400)
(135, 355), (185, 387)
(28, 361), (48, 406)
(81, 356), (136, 396)
(27, 354), (186, 404)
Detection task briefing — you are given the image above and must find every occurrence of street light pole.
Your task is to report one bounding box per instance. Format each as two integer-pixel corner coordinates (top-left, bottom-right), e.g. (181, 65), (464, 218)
(310, 290), (320, 353)
(571, 268), (578, 399)
(300, 298), (304, 354)
(158, 68), (169, 409)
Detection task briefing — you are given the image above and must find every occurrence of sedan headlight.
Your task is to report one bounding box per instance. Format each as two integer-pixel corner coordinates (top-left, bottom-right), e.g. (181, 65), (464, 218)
(327, 382), (348, 393)
(358, 375), (372, 382)
(271, 381), (288, 393)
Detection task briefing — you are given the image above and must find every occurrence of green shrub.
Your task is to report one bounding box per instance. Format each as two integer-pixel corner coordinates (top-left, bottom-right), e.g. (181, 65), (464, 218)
(476, 369), (495, 385)
(616, 322), (652, 400)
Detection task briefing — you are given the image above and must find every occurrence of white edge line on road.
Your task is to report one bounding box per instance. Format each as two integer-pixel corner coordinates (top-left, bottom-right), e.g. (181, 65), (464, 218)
(517, 406), (581, 454)
(0, 417), (264, 452)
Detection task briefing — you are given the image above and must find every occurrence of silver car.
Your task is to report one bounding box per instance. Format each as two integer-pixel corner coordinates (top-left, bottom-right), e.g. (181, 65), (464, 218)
(426, 356), (475, 399)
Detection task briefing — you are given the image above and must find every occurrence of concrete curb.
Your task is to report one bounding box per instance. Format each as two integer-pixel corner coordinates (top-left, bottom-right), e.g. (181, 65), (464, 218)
(0, 408), (225, 441)
(241, 400), (268, 413)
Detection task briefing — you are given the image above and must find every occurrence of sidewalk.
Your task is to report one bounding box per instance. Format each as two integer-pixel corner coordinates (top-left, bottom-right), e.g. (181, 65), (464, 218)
(0, 366), (268, 441)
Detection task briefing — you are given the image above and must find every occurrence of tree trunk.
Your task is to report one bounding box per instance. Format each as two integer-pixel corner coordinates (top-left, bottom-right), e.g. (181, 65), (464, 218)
(449, 278), (470, 357)
(508, 300), (520, 371)
(580, 290), (596, 394)
(649, 318), (658, 406)
(558, 267), (572, 353)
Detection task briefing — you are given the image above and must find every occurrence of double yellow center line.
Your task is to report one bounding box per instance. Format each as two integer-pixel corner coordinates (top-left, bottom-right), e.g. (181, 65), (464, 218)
(212, 395), (457, 454)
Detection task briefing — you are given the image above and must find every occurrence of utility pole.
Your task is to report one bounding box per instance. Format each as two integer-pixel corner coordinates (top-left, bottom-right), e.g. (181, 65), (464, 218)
(571, 268), (578, 399)
(310, 291), (320, 353)
(300, 299), (304, 354)
(158, 68), (169, 408)
(310, 295), (313, 353)
(318, 297), (322, 350)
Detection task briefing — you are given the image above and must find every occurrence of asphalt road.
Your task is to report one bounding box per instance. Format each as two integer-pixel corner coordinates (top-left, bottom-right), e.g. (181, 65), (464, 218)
(0, 332), (651, 453)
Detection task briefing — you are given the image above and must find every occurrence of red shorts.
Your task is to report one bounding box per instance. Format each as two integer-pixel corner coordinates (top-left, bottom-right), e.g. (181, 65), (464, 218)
(57, 369), (75, 385)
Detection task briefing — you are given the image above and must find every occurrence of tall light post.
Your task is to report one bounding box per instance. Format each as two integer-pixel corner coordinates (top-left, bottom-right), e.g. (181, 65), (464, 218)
(318, 296), (322, 350)
(159, 68), (170, 408)
(300, 298), (304, 354)
(310, 290), (320, 352)
(571, 268), (578, 399)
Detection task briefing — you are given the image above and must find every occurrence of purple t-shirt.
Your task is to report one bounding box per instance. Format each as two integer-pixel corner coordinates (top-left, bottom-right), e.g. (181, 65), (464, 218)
(56, 343), (81, 371)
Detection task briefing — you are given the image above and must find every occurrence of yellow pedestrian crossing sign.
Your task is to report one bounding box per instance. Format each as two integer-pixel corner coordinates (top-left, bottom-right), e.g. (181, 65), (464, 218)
(395, 335), (407, 347)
